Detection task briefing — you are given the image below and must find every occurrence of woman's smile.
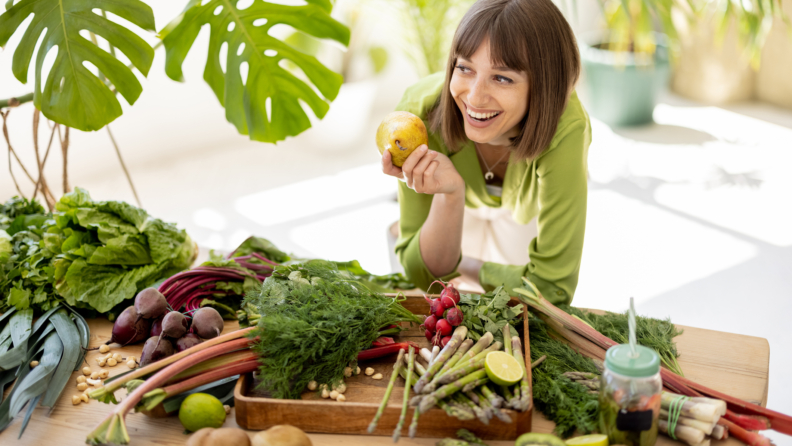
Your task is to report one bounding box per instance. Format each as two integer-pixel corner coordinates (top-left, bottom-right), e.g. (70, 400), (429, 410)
(463, 102), (503, 128)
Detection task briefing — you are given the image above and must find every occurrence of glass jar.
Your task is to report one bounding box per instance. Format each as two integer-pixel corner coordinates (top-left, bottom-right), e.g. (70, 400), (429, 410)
(598, 344), (662, 446)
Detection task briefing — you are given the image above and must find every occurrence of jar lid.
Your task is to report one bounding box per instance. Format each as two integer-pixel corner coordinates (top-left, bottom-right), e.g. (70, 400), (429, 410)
(605, 344), (660, 378)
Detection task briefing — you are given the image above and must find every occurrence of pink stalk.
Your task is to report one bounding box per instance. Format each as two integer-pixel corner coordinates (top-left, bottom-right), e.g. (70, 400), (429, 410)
(726, 410), (772, 431)
(87, 335), (255, 445)
(719, 418), (774, 446)
(90, 327), (255, 400)
(140, 359), (259, 412)
(167, 350), (258, 384)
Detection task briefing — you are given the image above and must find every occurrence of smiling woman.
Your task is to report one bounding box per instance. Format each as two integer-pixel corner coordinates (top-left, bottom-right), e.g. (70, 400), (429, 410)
(381, 0), (591, 305)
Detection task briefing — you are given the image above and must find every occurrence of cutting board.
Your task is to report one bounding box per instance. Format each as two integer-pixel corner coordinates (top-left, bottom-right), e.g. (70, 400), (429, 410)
(0, 315), (769, 446)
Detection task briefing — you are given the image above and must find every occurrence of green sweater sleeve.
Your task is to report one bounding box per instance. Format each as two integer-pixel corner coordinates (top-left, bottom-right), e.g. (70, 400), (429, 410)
(479, 119), (589, 304)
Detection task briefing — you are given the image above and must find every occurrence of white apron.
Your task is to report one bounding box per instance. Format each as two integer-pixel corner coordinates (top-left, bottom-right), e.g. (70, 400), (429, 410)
(461, 205), (537, 265)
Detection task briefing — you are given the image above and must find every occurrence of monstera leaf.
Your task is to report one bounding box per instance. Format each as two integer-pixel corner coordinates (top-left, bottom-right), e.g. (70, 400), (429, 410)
(161, 0), (350, 143)
(0, 0), (156, 131)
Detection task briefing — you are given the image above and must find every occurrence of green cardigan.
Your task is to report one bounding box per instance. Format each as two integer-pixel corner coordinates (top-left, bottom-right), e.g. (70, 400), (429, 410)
(393, 73), (591, 305)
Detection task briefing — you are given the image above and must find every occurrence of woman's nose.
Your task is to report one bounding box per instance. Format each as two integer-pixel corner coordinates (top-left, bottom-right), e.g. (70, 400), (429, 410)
(467, 76), (489, 107)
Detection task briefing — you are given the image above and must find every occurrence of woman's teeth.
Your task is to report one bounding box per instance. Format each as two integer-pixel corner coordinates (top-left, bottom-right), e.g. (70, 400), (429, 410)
(466, 109), (500, 121)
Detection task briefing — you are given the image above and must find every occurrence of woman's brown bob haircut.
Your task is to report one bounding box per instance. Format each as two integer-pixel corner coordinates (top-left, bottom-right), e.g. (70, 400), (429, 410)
(430, 0), (580, 161)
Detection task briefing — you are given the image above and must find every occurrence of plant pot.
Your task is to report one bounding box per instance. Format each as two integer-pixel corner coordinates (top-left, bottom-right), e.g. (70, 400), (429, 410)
(580, 36), (670, 126)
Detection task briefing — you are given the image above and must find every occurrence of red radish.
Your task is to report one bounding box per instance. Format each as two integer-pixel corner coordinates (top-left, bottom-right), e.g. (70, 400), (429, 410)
(425, 329), (434, 342)
(134, 288), (168, 321)
(441, 282), (460, 305)
(440, 336), (452, 347)
(423, 314), (438, 332)
(191, 307), (224, 339)
(175, 333), (202, 352)
(424, 296), (445, 318)
(149, 315), (165, 338)
(446, 307), (464, 327)
(436, 318), (452, 336)
(108, 306), (151, 346)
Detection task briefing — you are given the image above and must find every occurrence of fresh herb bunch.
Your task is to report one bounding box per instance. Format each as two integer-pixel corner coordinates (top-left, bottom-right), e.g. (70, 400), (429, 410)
(529, 316), (601, 437)
(246, 261), (422, 399)
(457, 286), (524, 343)
(561, 305), (684, 376)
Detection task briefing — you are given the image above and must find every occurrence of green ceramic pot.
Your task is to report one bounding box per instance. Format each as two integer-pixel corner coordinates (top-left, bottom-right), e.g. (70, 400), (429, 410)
(580, 36), (670, 127)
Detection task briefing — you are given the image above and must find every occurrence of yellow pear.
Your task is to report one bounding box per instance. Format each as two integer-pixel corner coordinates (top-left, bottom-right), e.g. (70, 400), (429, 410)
(376, 111), (428, 167)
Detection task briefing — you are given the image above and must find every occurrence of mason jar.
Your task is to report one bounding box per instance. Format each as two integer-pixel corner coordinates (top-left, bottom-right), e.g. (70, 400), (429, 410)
(598, 344), (662, 446)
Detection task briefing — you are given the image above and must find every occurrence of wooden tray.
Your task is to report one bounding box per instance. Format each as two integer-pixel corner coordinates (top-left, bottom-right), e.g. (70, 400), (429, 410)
(234, 293), (533, 440)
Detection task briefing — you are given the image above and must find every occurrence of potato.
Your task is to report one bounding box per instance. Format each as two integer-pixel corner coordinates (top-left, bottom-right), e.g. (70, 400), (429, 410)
(252, 425), (312, 446)
(186, 427), (251, 446)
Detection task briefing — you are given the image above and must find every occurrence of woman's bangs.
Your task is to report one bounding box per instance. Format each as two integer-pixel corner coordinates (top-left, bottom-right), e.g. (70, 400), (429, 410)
(452, 12), (528, 74)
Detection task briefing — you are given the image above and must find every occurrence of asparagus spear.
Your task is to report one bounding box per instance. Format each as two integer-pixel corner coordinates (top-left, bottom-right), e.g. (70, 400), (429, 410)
(503, 325), (513, 355)
(464, 390), (480, 405)
(479, 391), (512, 423)
(463, 378), (490, 393)
(368, 349), (405, 433)
(480, 385), (504, 409)
(422, 340), (475, 393)
(438, 332), (493, 378)
(501, 385), (517, 409)
(437, 342), (503, 385)
(393, 347), (414, 442)
(419, 369), (488, 414)
(414, 326), (468, 394)
(455, 393), (489, 425)
(512, 336), (532, 411)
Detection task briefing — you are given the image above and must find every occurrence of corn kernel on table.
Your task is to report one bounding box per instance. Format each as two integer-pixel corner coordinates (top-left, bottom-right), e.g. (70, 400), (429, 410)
(0, 317), (769, 446)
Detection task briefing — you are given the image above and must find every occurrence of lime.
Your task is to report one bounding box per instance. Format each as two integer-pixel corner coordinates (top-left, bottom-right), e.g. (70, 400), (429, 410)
(565, 434), (609, 446)
(484, 351), (523, 386)
(178, 393), (226, 432)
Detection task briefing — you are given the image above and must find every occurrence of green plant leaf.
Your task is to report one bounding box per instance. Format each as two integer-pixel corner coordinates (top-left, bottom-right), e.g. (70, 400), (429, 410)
(0, 0), (156, 131)
(6, 331), (62, 423)
(368, 46), (388, 74)
(40, 309), (81, 407)
(161, 0), (350, 143)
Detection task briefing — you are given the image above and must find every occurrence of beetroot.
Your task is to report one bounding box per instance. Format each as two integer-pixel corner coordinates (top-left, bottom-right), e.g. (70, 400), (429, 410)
(139, 336), (174, 367)
(134, 288), (168, 321)
(175, 333), (202, 352)
(108, 306), (151, 346)
(440, 336), (452, 347)
(149, 315), (165, 337)
(436, 318), (452, 336)
(160, 311), (188, 339)
(446, 307), (463, 327)
(191, 307), (224, 339)
(423, 314), (438, 332)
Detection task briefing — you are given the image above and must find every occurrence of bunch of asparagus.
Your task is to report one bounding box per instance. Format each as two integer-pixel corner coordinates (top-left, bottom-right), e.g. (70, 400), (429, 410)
(368, 325), (532, 442)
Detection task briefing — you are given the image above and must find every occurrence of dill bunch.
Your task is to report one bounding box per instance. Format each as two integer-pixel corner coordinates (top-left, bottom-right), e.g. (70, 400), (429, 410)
(560, 305), (684, 376)
(245, 262), (421, 399)
(529, 317), (600, 437)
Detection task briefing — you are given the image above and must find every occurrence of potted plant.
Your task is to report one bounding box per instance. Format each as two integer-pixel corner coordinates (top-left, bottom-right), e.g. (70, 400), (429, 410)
(578, 0), (787, 126)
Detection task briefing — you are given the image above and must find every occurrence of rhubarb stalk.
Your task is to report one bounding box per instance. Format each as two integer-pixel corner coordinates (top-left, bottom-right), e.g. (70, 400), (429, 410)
(87, 335), (254, 445)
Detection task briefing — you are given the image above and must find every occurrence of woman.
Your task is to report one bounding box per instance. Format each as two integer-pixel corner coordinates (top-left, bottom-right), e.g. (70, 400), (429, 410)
(382, 0), (590, 304)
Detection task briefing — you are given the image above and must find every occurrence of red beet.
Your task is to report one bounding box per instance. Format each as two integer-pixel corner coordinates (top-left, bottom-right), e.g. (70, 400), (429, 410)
(440, 283), (460, 308)
(440, 336), (452, 347)
(191, 307), (224, 339)
(149, 315), (164, 337)
(436, 318), (452, 336)
(139, 336), (174, 367)
(161, 311), (188, 339)
(175, 333), (202, 352)
(108, 306), (151, 346)
(425, 329), (434, 342)
(134, 288), (168, 321)
(423, 314), (438, 332)
(446, 307), (463, 327)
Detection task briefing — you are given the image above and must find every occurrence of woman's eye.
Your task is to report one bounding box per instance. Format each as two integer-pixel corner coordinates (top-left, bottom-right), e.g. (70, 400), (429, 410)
(495, 75), (513, 84)
(455, 64), (470, 73)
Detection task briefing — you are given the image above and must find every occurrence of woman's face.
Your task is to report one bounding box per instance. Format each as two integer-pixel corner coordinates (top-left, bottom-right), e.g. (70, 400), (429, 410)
(449, 37), (529, 147)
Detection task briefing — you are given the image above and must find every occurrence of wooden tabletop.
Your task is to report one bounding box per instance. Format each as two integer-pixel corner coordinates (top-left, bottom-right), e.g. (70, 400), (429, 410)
(0, 317), (769, 446)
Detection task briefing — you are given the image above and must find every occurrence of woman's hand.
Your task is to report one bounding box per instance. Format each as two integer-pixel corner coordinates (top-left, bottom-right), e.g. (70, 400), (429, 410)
(381, 145), (464, 196)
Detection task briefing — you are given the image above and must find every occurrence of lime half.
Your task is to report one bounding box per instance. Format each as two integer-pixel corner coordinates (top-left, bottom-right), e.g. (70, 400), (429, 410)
(484, 351), (524, 386)
(565, 434), (609, 446)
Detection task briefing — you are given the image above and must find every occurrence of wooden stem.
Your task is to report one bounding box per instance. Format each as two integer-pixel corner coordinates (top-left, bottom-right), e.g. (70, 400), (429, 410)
(107, 126), (141, 207)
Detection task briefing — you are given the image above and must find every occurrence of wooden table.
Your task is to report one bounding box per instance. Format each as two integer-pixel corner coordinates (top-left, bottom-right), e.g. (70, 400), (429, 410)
(0, 318), (769, 446)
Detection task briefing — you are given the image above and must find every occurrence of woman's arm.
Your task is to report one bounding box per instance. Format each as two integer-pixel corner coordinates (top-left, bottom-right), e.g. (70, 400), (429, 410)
(385, 146), (466, 286)
(479, 119), (590, 304)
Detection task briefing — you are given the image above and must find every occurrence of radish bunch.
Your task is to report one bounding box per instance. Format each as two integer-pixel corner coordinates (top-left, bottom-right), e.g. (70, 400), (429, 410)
(422, 281), (463, 347)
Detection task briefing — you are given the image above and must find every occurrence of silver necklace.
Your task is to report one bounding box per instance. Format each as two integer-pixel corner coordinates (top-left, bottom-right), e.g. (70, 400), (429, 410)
(476, 145), (510, 181)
